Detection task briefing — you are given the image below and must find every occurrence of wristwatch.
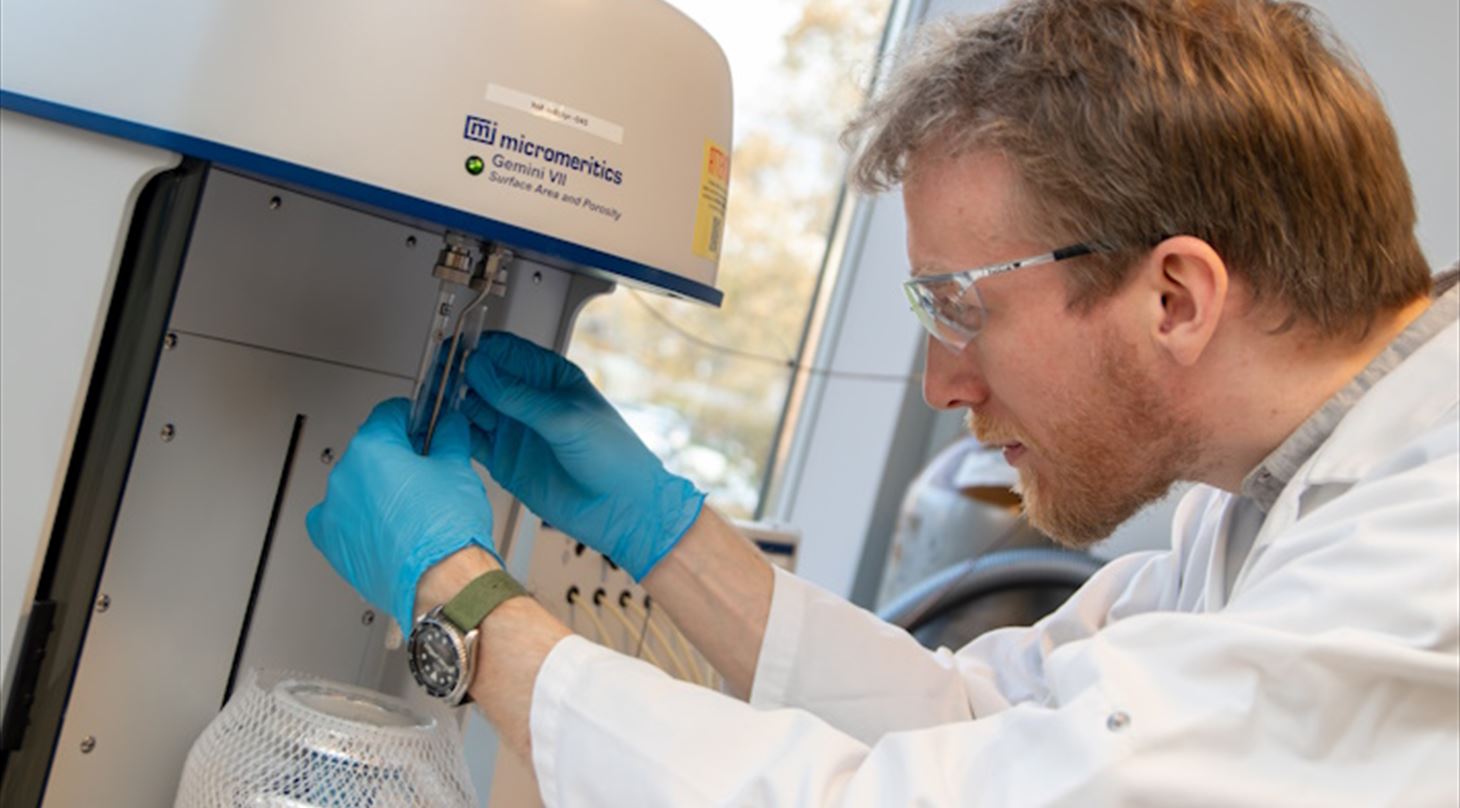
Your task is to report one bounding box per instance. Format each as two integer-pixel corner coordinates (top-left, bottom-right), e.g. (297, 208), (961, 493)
(408, 568), (526, 706)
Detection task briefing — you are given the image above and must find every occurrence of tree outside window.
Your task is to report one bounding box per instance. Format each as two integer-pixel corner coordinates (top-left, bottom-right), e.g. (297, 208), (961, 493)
(569, 0), (895, 519)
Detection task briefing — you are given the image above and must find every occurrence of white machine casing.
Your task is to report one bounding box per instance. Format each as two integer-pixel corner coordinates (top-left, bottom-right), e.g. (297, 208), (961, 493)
(0, 1), (731, 805)
(0, 0), (732, 300)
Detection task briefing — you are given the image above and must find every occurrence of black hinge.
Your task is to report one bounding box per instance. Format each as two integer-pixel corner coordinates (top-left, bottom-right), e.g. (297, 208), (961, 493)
(0, 600), (58, 766)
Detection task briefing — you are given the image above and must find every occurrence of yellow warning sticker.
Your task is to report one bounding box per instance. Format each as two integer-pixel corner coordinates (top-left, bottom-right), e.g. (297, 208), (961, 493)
(692, 139), (730, 262)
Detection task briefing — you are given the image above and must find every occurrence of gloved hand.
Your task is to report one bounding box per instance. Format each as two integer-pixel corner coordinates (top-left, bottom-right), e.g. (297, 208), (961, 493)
(306, 398), (498, 632)
(461, 332), (705, 581)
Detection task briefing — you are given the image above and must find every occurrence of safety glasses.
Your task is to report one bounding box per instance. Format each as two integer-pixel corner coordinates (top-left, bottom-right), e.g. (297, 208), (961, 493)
(903, 243), (1096, 351)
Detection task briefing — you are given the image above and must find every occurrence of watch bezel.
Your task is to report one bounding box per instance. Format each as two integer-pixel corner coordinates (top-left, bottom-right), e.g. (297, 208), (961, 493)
(407, 605), (478, 705)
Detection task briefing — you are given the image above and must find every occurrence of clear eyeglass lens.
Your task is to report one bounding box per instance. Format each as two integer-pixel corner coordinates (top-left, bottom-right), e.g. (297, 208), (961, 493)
(924, 280), (982, 336)
(907, 277), (989, 349)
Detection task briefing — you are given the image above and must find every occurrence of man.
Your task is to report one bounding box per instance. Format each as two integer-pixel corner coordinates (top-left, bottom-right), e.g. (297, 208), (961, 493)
(306, 0), (1459, 803)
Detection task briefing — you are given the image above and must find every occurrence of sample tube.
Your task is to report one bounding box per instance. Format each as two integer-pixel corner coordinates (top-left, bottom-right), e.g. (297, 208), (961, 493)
(427, 289), (490, 451)
(409, 242), (505, 454)
(408, 280), (460, 453)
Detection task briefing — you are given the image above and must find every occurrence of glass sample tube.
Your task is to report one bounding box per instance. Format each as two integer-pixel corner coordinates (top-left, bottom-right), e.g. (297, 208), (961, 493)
(408, 280), (459, 453)
(451, 298), (490, 386)
(410, 279), (493, 454)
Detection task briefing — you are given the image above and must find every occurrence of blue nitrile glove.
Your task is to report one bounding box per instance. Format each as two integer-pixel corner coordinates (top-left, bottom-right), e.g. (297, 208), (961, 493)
(306, 398), (498, 632)
(461, 332), (705, 581)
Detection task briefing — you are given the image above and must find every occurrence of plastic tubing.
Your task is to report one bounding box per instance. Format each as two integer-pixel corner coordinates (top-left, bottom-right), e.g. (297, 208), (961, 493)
(602, 595), (686, 678)
(567, 597), (605, 643)
(618, 598), (697, 683)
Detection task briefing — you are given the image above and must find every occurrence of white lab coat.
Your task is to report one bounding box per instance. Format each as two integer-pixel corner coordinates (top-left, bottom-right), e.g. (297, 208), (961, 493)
(526, 317), (1460, 806)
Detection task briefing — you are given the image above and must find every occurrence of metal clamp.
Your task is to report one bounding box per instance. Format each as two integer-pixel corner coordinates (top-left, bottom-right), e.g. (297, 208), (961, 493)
(432, 238), (476, 287)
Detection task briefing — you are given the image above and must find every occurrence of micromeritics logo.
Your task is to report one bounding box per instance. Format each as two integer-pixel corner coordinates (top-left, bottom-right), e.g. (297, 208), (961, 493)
(464, 115), (498, 145)
(461, 114), (624, 186)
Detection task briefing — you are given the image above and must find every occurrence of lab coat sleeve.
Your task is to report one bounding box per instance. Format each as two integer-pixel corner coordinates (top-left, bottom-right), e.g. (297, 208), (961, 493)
(748, 536), (1187, 741)
(529, 633), (1132, 808)
(529, 610), (1457, 807)
(526, 448), (1458, 807)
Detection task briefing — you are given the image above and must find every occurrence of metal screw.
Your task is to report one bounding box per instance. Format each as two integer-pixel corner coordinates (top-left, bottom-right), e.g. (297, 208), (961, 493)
(94, 595), (111, 613)
(1106, 711), (1131, 732)
(320, 448), (335, 465)
(361, 610), (375, 626)
(268, 195), (282, 210)
(79, 736), (96, 754)
(405, 235), (417, 248)
(163, 333), (178, 350)
(160, 424), (175, 442)
(532, 271), (543, 285)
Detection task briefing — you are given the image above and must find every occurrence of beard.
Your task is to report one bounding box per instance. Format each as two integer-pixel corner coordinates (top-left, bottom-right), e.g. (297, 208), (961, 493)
(970, 330), (1199, 547)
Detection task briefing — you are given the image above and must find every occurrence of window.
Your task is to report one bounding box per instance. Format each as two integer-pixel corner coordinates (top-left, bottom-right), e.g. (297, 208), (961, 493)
(568, 0), (896, 519)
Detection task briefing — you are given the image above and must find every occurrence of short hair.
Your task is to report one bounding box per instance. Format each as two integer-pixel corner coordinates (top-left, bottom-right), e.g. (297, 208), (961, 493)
(846, 0), (1432, 335)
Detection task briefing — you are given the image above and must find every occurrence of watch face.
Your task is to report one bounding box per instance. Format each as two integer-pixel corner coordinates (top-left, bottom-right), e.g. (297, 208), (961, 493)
(408, 619), (463, 699)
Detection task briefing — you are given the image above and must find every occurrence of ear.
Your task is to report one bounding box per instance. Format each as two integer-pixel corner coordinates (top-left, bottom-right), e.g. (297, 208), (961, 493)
(1141, 236), (1228, 367)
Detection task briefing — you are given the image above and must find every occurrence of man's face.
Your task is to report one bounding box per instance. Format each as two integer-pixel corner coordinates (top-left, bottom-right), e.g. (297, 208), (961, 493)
(903, 148), (1196, 546)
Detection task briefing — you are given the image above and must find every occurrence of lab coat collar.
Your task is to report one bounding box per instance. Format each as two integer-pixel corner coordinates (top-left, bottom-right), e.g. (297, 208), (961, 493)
(1301, 291), (1459, 487)
(1225, 289), (1458, 600)
(1241, 285), (1460, 509)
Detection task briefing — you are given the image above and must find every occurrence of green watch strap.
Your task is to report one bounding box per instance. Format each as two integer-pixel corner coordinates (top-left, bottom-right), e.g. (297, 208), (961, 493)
(441, 569), (527, 633)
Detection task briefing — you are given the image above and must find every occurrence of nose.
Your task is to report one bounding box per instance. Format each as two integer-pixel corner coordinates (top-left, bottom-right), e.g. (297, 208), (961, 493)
(922, 334), (989, 410)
